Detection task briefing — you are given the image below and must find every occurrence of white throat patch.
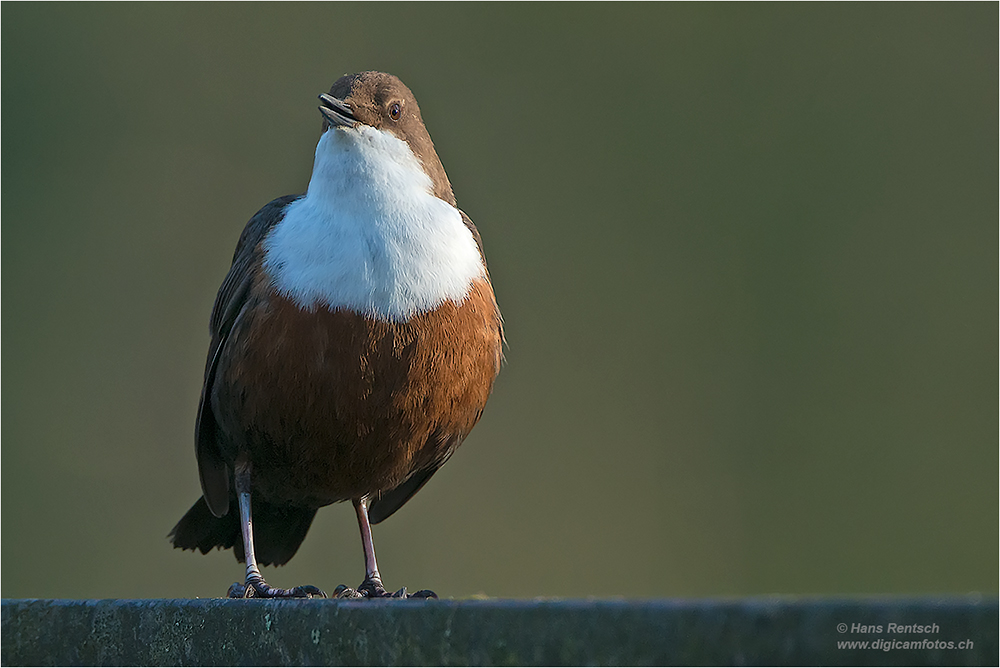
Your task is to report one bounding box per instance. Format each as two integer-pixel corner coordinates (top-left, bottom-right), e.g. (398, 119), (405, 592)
(263, 126), (484, 322)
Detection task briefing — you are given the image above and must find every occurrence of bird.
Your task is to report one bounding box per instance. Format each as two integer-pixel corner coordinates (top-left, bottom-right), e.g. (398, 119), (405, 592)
(169, 71), (503, 599)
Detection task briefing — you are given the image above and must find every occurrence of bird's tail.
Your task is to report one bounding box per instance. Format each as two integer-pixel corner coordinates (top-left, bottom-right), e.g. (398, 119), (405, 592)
(169, 496), (317, 567)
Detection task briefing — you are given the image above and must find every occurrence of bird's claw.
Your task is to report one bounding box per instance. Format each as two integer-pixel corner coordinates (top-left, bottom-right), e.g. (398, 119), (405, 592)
(227, 574), (327, 599)
(332, 577), (437, 599)
(410, 589), (438, 598)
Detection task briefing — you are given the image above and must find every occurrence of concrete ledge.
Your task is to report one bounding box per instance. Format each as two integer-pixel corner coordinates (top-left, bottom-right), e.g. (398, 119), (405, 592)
(2, 596), (996, 666)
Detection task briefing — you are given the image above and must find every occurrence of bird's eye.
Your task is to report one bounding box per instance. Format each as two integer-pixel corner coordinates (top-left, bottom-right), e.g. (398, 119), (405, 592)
(388, 102), (401, 121)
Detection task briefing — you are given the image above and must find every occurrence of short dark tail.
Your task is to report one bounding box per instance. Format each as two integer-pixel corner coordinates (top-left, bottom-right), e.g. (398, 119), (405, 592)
(169, 496), (317, 567)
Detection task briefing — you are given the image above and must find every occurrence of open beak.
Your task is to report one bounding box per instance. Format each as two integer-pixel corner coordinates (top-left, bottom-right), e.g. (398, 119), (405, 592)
(318, 93), (357, 127)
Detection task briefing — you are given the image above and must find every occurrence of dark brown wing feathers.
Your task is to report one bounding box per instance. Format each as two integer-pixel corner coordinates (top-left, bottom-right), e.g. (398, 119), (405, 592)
(194, 195), (301, 517)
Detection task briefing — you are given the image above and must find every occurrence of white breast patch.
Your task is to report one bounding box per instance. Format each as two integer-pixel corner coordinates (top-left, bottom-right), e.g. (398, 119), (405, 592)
(262, 125), (484, 322)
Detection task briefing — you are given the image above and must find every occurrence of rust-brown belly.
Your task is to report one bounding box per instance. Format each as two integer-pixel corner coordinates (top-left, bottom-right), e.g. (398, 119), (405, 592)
(211, 277), (501, 507)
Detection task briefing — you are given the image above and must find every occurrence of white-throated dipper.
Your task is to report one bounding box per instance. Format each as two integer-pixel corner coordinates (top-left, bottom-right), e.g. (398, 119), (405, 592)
(169, 71), (503, 599)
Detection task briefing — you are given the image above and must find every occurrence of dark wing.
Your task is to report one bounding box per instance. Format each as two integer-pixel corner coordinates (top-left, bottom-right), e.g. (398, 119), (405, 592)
(367, 465), (442, 525)
(463, 209), (505, 356)
(195, 194), (301, 517)
(368, 432), (466, 525)
(460, 210), (485, 259)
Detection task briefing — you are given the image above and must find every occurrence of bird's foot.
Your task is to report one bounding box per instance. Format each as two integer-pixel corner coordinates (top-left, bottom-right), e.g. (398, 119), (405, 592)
(227, 573), (327, 599)
(332, 576), (437, 599)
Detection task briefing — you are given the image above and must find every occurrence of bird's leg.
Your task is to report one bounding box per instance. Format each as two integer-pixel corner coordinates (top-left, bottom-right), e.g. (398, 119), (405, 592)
(226, 458), (326, 599)
(355, 496), (389, 597)
(332, 497), (437, 599)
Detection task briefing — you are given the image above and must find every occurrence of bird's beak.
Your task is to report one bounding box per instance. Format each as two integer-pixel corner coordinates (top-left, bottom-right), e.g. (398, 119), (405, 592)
(318, 93), (357, 127)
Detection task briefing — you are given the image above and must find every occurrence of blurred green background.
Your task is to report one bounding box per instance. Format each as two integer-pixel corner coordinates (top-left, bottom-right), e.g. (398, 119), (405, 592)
(3, 3), (996, 600)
